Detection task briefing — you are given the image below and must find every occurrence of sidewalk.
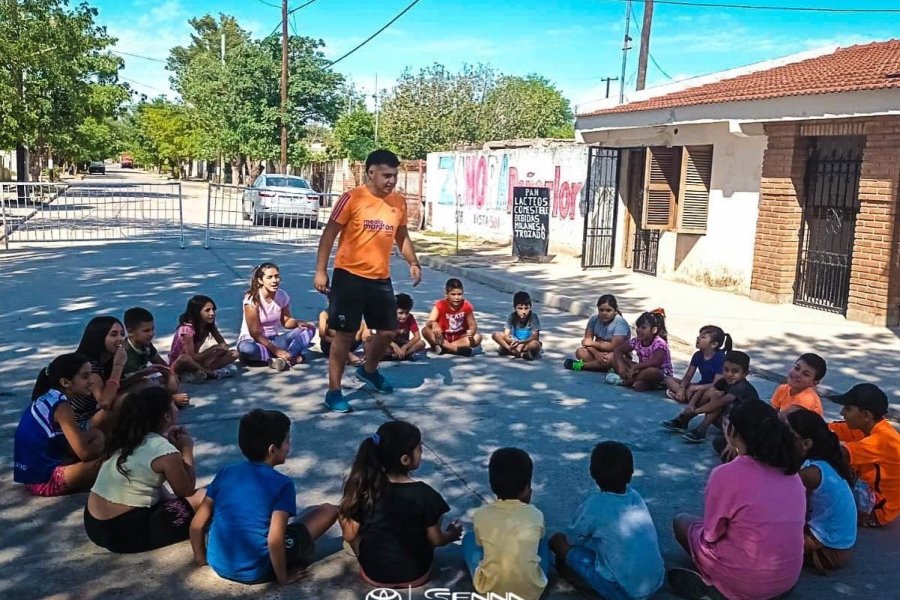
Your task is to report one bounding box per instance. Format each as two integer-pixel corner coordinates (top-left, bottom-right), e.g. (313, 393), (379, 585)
(412, 233), (900, 414)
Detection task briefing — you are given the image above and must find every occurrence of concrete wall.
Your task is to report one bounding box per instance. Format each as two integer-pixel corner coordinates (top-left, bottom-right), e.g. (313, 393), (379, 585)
(0, 150), (16, 180)
(425, 143), (589, 254)
(584, 122), (767, 292)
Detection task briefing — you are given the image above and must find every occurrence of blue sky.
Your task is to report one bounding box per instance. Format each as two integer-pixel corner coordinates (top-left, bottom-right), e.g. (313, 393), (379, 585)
(100, 0), (899, 111)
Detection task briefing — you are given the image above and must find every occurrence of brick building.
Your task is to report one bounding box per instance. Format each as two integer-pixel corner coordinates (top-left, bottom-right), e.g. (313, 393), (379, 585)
(575, 40), (900, 326)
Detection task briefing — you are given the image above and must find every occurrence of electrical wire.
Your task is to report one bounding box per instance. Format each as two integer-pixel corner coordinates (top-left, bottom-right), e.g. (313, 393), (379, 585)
(266, 0), (323, 38)
(628, 3), (674, 80)
(608, 0), (900, 14)
(120, 76), (171, 94)
(113, 50), (167, 63)
(327, 0), (423, 67)
(252, 0), (281, 7)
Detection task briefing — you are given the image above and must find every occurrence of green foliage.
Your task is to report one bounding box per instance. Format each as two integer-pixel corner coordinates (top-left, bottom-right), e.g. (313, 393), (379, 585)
(331, 109), (376, 161)
(124, 98), (202, 175)
(378, 65), (575, 159)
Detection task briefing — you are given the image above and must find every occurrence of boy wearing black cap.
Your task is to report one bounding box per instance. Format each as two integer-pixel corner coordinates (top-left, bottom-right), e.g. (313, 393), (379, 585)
(828, 383), (900, 527)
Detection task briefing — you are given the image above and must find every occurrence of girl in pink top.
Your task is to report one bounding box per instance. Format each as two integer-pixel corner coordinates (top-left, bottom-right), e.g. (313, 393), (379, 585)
(237, 262), (316, 371)
(671, 400), (806, 600)
(170, 295), (239, 381)
(612, 310), (673, 392)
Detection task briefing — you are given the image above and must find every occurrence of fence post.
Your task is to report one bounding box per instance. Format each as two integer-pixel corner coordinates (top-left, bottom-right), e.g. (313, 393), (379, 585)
(177, 182), (185, 249)
(1, 185), (7, 250)
(204, 183), (212, 249)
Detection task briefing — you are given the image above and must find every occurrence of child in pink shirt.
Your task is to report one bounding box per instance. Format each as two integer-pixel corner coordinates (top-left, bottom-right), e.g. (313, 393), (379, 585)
(612, 310), (673, 392)
(671, 400), (805, 600)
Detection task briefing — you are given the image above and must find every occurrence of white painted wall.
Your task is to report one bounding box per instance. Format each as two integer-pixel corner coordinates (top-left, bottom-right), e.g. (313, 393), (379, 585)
(584, 122), (767, 293)
(426, 144), (591, 254)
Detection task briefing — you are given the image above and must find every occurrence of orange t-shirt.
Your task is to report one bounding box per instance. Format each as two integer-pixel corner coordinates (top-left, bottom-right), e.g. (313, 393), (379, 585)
(332, 185), (408, 280)
(770, 384), (822, 415)
(829, 420), (900, 524)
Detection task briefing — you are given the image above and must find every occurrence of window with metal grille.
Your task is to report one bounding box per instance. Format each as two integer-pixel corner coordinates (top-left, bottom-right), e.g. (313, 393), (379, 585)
(641, 145), (713, 234)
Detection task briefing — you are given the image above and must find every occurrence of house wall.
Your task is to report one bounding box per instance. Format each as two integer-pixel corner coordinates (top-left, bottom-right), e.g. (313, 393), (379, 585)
(425, 144), (590, 254)
(582, 122), (767, 292)
(0, 150), (16, 180)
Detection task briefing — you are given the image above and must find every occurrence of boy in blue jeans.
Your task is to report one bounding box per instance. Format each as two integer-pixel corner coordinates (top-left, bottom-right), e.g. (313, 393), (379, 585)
(190, 409), (338, 584)
(463, 447), (550, 600)
(550, 442), (665, 600)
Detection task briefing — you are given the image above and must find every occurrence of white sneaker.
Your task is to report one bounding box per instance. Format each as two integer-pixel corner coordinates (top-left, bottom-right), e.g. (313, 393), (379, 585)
(268, 357), (289, 371)
(214, 364), (239, 379)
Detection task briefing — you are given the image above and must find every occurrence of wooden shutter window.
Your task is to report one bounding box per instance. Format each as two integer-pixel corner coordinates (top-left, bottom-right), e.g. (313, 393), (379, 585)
(677, 145), (713, 234)
(642, 147), (678, 229)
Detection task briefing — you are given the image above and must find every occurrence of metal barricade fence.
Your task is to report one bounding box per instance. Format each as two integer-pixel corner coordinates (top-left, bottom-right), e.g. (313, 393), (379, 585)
(0, 181), (184, 249)
(204, 183), (340, 248)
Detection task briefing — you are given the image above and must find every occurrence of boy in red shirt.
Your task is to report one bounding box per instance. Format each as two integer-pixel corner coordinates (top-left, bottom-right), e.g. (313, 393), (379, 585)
(423, 278), (482, 357)
(378, 293), (425, 361)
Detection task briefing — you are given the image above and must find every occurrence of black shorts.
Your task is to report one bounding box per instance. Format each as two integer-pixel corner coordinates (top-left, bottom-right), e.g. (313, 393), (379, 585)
(328, 268), (397, 333)
(83, 498), (194, 554)
(230, 521), (315, 584)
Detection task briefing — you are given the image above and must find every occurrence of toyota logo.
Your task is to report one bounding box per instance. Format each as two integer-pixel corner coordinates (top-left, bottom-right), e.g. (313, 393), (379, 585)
(366, 589), (403, 600)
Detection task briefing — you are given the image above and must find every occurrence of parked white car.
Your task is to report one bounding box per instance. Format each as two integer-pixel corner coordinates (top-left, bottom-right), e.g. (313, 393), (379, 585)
(242, 174), (321, 226)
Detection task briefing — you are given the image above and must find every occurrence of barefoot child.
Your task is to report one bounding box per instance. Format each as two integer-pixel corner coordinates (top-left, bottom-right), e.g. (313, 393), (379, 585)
(71, 316), (128, 429)
(612, 310), (673, 392)
(380, 293), (425, 361)
(237, 262), (316, 371)
(122, 307), (190, 407)
(549, 441), (664, 600)
(662, 351), (759, 443)
(786, 409), (856, 572)
(666, 325), (731, 403)
(463, 447), (549, 600)
(564, 294), (629, 372)
(339, 421), (461, 588)
(169, 295), (239, 382)
(492, 291), (542, 361)
(14, 354), (105, 496)
(190, 409), (338, 585)
(770, 353), (826, 415)
(423, 278), (482, 357)
(84, 386), (205, 553)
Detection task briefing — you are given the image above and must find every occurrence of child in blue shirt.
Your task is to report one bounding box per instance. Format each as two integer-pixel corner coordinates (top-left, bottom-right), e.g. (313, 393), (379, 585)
(190, 409), (338, 585)
(666, 325), (731, 404)
(491, 291), (542, 360)
(550, 441), (665, 600)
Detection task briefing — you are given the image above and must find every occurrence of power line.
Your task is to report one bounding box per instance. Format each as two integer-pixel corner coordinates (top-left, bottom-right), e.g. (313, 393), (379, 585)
(629, 2), (673, 80)
(252, 0), (281, 7)
(608, 0), (900, 14)
(113, 50), (167, 63)
(327, 0), (423, 68)
(266, 0), (322, 38)
(120, 76), (171, 94)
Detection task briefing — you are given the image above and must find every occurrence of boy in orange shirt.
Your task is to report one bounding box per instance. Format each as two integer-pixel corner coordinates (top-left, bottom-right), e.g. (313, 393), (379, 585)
(770, 353), (826, 415)
(828, 383), (900, 527)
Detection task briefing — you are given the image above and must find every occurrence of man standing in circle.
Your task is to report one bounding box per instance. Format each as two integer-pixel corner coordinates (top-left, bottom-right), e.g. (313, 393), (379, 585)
(314, 149), (422, 412)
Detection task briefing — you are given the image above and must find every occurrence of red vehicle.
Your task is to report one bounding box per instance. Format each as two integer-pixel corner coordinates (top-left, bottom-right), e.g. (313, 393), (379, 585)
(120, 153), (134, 168)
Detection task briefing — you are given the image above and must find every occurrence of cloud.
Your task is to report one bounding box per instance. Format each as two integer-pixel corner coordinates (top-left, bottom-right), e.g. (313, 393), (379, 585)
(136, 0), (187, 28)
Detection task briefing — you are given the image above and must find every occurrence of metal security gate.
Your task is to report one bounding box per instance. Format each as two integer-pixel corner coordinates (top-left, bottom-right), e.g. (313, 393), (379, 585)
(633, 229), (660, 275)
(794, 136), (864, 313)
(581, 147), (620, 268)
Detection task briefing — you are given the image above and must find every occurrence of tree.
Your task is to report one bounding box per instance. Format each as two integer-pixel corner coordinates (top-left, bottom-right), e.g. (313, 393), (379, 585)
(0, 0), (128, 180)
(478, 75), (574, 140)
(125, 98), (202, 177)
(331, 109), (376, 161)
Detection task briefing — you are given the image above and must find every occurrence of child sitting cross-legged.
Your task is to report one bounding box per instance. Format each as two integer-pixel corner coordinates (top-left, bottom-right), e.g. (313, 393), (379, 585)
(786, 408), (857, 572)
(662, 351), (760, 444)
(550, 441), (665, 600)
(492, 291), (542, 361)
(169, 295), (239, 382)
(564, 294), (629, 372)
(423, 278), (482, 356)
(122, 307), (190, 407)
(339, 421), (461, 588)
(771, 353), (826, 416)
(463, 448), (550, 600)
(379, 293), (426, 361)
(666, 325), (732, 404)
(190, 409), (338, 585)
(611, 310), (673, 392)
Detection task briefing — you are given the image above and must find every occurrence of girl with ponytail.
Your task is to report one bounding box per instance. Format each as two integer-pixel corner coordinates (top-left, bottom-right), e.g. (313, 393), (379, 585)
(339, 421), (460, 588)
(670, 400), (806, 600)
(14, 353), (105, 496)
(787, 408), (856, 572)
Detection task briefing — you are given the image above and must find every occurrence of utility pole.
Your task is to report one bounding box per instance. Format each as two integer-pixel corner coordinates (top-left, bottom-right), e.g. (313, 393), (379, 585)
(601, 76), (619, 99)
(619, 0), (633, 104)
(12, 0), (27, 186)
(636, 0), (654, 91)
(280, 0), (289, 174)
(373, 73), (380, 145)
(221, 33), (225, 64)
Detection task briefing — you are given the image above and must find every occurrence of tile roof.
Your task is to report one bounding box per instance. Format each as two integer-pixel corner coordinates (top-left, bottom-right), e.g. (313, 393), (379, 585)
(581, 39), (900, 117)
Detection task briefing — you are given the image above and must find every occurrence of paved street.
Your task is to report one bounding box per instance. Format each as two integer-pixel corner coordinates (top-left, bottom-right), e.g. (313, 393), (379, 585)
(0, 214), (897, 598)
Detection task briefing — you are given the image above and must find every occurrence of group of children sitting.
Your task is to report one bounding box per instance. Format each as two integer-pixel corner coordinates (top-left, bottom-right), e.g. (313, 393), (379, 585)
(10, 263), (900, 599)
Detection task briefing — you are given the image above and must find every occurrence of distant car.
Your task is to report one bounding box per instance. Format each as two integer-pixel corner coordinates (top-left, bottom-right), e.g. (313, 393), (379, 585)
(120, 154), (134, 168)
(242, 175), (321, 226)
(88, 161), (105, 175)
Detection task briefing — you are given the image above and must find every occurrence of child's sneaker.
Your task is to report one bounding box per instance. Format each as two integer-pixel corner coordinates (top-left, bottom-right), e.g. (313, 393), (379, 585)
(324, 389), (351, 413)
(355, 365), (394, 393)
(498, 346), (511, 356)
(661, 416), (690, 432)
(682, 429), (707, 444)
(268, 357), (289, 371)
(181, 371), (207, 384)
(212, 364), (238, 379)
(522, 350), (534, 361)
(605, 372), (623, 385)
(456, 347), (473, 357)
(563, 358), (584, 371)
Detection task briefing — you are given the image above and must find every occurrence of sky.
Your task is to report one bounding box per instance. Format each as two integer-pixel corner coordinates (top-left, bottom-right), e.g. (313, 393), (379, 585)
(99, 0), (900, 112)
